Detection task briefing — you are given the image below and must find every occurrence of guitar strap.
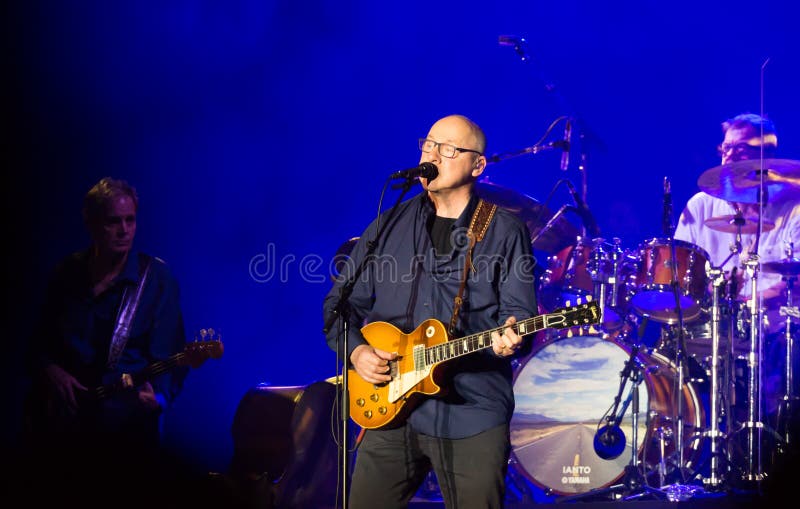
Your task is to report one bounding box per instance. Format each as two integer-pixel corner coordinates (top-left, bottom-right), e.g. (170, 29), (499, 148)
(448, 198), (497, 335)
(107, 253), (153, 369)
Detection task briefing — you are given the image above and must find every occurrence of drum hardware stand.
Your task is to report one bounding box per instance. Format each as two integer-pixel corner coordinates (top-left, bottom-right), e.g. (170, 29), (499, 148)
(774, 246), (798, 456)
(620, 361), (672, 501)
(586, 237), (625, 329)
(587, 237), (609, 325)
(609, 237), (625, 313)
(737, 253), (769, 483)
(702, 262), (735, 489)
(665, 234), (695, 487)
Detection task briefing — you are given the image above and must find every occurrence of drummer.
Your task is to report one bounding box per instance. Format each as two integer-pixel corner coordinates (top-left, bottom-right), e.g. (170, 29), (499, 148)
(673, 112), (800, 418)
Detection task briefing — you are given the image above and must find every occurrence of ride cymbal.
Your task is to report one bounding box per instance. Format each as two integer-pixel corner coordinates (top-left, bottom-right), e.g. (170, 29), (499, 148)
(697, 158), (800, 203)
(475, 177), (579, 253)
(704, 214), (775, 234)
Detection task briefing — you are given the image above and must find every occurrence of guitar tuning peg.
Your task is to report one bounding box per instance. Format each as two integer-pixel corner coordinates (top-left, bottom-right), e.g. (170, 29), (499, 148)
(198, 329), (207, 341)
(208, 328), (215, 339)
(565, 300), (571, 308)
(585, 294), (593, 302)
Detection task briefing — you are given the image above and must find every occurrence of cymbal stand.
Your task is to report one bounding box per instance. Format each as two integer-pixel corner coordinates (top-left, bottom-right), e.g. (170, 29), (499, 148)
(740, 253), (767, 483)
(699, 216), (746, 489)
(704, 262), (730, 488)
(775, 244), (799, 453)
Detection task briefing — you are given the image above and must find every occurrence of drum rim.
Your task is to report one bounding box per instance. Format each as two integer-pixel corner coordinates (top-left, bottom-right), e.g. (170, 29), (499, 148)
(639, 237), (712, 262)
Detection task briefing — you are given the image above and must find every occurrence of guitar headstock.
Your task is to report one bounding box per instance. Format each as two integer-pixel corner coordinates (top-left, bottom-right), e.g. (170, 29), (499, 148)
(549, 296), (601, 329)
(182, 328), (225, 368)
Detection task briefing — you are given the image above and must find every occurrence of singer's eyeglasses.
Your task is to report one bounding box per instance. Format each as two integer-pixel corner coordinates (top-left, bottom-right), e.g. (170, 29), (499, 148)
(716, 142), (761, 158)
(419, 138), (483, 159)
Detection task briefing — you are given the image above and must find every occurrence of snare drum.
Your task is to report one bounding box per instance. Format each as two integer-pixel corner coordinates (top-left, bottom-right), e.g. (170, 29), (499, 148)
(510, 329), (706, 495)
(629, 238), (710, 324)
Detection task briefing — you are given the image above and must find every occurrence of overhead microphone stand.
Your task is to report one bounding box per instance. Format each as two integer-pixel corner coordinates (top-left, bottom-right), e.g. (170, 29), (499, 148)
(738, 57), (775, 486)
(322, 173), (421, 509)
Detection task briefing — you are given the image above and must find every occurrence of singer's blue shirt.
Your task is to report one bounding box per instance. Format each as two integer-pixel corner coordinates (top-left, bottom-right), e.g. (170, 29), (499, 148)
(323, 191), (538, 438)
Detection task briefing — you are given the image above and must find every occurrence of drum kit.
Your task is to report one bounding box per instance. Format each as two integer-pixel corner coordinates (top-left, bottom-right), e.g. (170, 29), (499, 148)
(329, 157), (800, 501)
(501, 158), (800, 499)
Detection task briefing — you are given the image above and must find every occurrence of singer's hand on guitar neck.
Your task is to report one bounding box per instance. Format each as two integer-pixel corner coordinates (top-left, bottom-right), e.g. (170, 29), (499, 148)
(491, 316), (523, 357)
(351, 343), (397, 384)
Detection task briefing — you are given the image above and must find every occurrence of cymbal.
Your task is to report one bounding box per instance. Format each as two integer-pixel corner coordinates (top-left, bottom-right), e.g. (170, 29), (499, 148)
(475, 177), (580, 253)
(761, 258), (800, 276)
(704, 214), (775, 234)
(698, 158), (800, 203)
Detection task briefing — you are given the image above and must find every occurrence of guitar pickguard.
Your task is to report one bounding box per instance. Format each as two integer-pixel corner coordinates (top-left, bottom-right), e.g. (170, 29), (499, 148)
(388, 343), (432, 404)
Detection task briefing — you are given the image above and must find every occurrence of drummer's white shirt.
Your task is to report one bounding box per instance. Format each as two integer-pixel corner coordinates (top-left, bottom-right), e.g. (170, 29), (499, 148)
(674, 190), (800, 333)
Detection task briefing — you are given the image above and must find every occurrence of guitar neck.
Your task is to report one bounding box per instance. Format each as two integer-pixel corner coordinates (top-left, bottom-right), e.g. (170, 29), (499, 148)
(94, 353), (184, 400)
(423, 311), (574, 365)
(134, 354), (184, 383)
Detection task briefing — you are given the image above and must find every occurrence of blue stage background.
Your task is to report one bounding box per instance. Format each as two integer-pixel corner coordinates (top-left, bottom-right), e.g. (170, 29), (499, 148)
(5, 0), (799, 487)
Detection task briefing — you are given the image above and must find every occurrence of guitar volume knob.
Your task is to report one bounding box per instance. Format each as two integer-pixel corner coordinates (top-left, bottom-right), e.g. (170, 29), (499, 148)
(356, 398), (365, 407)
(370, 393), (379, 402)
(364, 410), (373, 419)
(378, 406), (387, 415)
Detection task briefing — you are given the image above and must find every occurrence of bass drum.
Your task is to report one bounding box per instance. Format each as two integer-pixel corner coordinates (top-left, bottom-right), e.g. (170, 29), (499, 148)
(510, 328), (706, 495)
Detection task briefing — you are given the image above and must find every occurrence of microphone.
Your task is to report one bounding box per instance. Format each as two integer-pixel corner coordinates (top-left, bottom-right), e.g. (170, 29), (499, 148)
(593, 423), (626, 460)
(498, 34), (526, 47)
(662, 176), (673, 236)
(560, 118), (572, 171)
(389, 162), (438, 180)
(498, 35), (529, 62)
(565, 180), (600, 238)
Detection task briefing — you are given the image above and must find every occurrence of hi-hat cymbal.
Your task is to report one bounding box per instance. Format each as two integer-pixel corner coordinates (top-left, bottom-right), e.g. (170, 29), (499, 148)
(761, 258), (800, 276)
(704, 214), (775, 234)
(475, 177), (579, 253)
(698, 158), (800, 203)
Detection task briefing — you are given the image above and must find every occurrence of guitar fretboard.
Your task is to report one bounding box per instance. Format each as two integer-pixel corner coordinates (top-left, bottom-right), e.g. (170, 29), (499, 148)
(95, 353), (185, 400)
(422, 304), (596, 366)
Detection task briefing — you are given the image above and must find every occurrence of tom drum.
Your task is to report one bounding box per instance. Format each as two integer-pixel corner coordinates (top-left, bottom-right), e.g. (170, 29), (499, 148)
(629, 238), (710, 324)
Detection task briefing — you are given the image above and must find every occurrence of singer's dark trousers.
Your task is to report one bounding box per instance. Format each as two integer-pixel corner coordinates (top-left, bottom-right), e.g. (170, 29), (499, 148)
(348, 422), (509, 509)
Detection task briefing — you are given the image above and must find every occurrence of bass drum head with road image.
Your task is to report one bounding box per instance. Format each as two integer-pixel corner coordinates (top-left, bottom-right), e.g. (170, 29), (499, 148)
(510, 328), (706, 495)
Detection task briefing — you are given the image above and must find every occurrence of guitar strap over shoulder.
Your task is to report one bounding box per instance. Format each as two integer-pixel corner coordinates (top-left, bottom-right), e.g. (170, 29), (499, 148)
(448, 198), (497, 336)
(108, 254), (153, 369)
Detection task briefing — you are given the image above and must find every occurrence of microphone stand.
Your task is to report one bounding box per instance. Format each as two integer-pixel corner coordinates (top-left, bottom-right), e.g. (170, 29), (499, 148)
(663, 179), (694, 489)
(529, 203), (575, 249)
(322, 175), (420, 509)
(559, 345), (666, 502)
(485, 143), (556, 164)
